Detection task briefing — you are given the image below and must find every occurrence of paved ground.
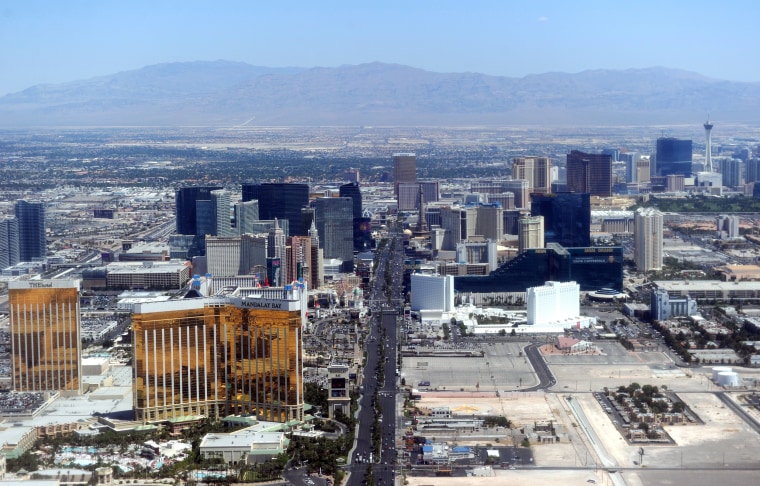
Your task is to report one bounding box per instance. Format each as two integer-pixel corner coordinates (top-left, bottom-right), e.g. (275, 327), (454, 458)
(402, 342), (538, 391)
(403, 339), (760, 485)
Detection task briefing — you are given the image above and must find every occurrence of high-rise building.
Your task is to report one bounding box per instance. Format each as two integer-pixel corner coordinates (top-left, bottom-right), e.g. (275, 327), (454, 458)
(235, 200), (259, 235)
(512, 157), (552, 194)
(666, 175), (685, 192)
(339, 182), (371, 251)
(440, 206), (476, 251)
(634, 208), (663, 272)
(518, 215), (544, 253)
(267, 219), (287, 286)
(393, 153), (416, 195)
(308, 221), (323, 288)
(195, 189), (232, 238)
(287, 235), (312, 287)
(410, 274), (455, 312)
(175, 186), (223, 236)
(566, 151), (613, 197)
(131, 286), (306, 423)
(746, 159), (760, 184)
(487, 192), (515, 210)
(636, 158), (651, 184)
(717, 215), (740, 239)
(622, 152), (641, 183)
(15, 200), (46, 262)
(314, 197), (354, 269)
(242, 183), (310, 236)
(240, 233), (268, 277)
(339, 182), (362, 221)
(719, 158), (742, 187)
(475, 205), (503, 241)
(531, 193), (591, 247)
(655, 138), (692, 177)
(501, 180), (530, 209)
(527, 281), (580, 326)
(470, 180), (529, 208)
(206, 236), (242, 277)
(9, 280), (81, 394)
(704, 119), (714, 172)
(0, 217), (19, 269)
(503, 209), (526, 235)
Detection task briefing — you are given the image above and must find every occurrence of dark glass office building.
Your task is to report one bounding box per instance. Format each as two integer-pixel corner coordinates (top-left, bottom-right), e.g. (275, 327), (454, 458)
(454, 244), (623, 293)
(175, 186), (222, 236)
(339, 182), (371, 252)
(15, 200), (46, 262)
(655, 138), (693, 177)
(566, 151), (612, 197)
(242, 183), (310, 236)
(531, 193), (591, 247)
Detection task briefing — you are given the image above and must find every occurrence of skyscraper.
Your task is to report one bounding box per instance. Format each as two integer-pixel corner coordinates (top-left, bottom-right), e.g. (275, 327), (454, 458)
(175, 186), (223, 236)
(393, 153), (416, 195)
(235, 199), (260, 235)
(308, 221), (323, 288)
(0, 217), (19, 269)
(195, 189), (232, 238)
(314, 197), (354, 269)
(634, 208), (663, 271)
(267, 219), (287, 286)
(500, 180), (530, 209)
(655, 138), (693, 178)
(512, 156), (552, 194)
(566, 151), (613, 197)
(15, 200), (46, 262)
(746, 159), (760, 184)
(339, 182), (362, 221)
(719, 158), (742, 187)
(531, 193), (591, 247)
(518, 215), (544, 253)
(622, 152), (641, 183)
(704, 119), (714, 172)
(9, 280), (81, 394)
(339, 182), (371, 251)
(131, 286), (305, 423)
(287, 235), (312, 286)
(242, 183), (310, 236)
(205, 236), (242, 277)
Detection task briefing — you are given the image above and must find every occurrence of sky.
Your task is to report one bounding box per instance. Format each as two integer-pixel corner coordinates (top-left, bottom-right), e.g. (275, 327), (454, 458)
(1, 0), (759, 96)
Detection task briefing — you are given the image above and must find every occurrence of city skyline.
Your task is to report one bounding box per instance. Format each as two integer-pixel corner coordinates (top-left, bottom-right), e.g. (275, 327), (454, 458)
(1, 1), (759, 96)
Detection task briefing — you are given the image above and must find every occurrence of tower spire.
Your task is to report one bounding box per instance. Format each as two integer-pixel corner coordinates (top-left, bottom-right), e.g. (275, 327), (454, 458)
(704, 117), (714, 173)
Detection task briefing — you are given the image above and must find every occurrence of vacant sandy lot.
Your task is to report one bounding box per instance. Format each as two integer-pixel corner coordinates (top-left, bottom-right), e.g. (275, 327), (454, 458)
(406, 469), (606, 486)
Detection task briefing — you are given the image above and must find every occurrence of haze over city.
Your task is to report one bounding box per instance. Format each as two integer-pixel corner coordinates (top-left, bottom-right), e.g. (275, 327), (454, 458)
(1, 0), (759, 97)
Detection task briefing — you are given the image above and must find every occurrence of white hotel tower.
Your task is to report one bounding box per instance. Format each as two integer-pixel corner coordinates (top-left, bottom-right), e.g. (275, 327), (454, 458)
(634, 207), (664, 272)
(527, 281), (580, 327)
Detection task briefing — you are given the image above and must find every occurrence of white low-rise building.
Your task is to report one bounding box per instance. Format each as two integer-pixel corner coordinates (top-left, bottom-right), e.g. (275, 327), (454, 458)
(200, 428), (288, 465)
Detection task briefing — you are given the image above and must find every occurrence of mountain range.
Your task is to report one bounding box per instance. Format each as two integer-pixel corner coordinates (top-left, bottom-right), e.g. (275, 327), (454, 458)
(1, 60), (759, 127)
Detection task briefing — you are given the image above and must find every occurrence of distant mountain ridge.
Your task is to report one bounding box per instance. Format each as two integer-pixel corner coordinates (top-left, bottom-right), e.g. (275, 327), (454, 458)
(1, 60), (758, 127)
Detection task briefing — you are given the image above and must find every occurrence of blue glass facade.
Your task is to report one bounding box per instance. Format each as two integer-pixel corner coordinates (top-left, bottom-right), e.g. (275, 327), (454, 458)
(242, 183), (310, 236)
(531, 192), (591, 247)
(655, 138), (692, 177)
(454, 244), (623, 293)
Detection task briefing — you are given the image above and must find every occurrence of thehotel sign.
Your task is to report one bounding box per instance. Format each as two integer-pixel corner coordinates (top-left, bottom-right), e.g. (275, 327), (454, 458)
(241, 298), (299, 311)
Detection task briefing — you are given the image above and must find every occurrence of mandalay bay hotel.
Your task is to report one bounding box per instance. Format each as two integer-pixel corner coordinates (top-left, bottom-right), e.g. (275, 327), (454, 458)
(131, 282), (307, 424)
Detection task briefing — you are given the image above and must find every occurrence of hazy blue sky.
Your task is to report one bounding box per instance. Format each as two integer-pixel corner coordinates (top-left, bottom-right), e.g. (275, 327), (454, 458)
(1, 0), (758, 96)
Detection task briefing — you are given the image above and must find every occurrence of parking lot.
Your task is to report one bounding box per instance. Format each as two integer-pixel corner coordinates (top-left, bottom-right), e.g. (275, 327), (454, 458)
(402, 342), (538, 391)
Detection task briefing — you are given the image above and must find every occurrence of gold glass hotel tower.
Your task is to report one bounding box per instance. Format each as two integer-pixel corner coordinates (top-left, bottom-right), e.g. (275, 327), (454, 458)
(132, 288), (304, 424)
(9, 280), (82, 394)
